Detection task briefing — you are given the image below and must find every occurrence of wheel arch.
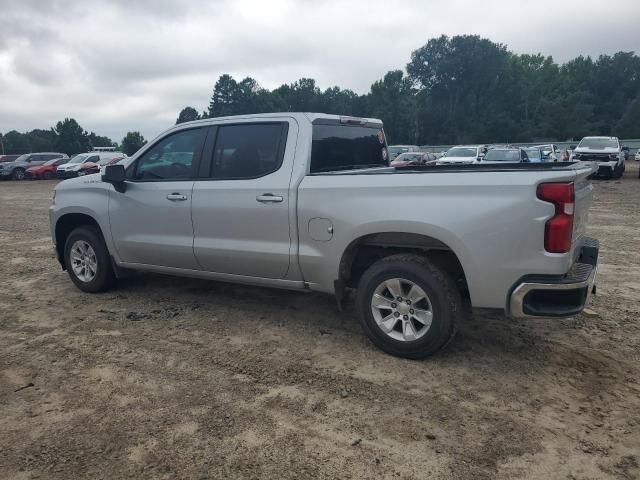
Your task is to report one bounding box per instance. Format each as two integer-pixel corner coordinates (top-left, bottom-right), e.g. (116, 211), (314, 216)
(336, 232), (470, 303)
(54, 213), (103, 268)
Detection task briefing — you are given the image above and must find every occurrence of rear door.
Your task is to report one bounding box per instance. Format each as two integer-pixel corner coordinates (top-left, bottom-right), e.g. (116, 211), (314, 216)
(108, 127), (207, 269)
(191, 119), (296, 278)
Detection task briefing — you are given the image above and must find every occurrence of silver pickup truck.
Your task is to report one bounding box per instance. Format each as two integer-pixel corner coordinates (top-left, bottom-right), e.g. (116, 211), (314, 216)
(50, 113), (599, 358)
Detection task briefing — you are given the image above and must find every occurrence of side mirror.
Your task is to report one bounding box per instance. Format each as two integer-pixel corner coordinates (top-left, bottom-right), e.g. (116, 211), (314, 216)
(102, 164), (126, 193)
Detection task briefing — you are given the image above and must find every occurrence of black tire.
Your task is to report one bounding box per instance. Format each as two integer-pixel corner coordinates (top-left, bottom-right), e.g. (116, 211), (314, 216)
(43, 171), (54, 180)
(356, 254), (461, 359)
(612, 164), (623, 179)
(63, 226), (116, 293)
(12, 168), (25, 180)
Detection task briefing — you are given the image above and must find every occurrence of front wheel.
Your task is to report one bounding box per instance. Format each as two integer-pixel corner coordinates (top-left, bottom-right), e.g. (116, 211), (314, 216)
(64, 226), (116, 292)
(356, 254), (461, 359)
(12, 168), (25, 180)
(43, 171), (54, 180)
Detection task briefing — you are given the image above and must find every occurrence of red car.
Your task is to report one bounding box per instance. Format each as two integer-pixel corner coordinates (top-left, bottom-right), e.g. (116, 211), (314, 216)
(390, 152), (438, 168)
(25, 157), (70, 179)
(77, 155), (125, 176)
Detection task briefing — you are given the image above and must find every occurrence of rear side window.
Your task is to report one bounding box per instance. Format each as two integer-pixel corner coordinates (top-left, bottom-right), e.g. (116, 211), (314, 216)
(311, 125), (388, 173)
(209, 123), (288, 179)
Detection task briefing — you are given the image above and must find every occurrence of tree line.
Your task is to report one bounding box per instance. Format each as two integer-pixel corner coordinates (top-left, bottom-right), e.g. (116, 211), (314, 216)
(177, 35), (640, 145)
(0, 119), (147, 156)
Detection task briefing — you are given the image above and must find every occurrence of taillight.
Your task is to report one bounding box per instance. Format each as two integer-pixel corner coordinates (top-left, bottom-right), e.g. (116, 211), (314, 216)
(536, 182), (575, 253)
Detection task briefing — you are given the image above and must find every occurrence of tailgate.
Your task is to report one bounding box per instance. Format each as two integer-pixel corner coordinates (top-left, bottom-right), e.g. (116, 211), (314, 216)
(571, 164), (596, 261)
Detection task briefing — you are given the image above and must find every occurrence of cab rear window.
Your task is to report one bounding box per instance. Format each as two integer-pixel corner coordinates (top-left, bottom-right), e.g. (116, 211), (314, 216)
(311, 125), (388, 173)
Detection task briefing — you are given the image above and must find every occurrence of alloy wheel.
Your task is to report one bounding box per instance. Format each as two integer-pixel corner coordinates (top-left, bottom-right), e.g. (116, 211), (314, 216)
(370, 277), (433, 342)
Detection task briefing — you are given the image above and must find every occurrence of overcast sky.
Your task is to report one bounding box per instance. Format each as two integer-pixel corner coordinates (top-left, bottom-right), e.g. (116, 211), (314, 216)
(1, 0), (639, 142)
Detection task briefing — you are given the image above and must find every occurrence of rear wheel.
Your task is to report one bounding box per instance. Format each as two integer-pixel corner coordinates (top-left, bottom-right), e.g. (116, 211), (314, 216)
(63, 226), (115, 292)
(356, 254), (461, 359)
(12, 168), (25, 180)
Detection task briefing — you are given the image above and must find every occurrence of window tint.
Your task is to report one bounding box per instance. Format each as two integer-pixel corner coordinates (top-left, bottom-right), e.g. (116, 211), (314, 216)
(133, 128), (205, 180)
(311, 125), (388, 173)
(208, 123), (287, 179)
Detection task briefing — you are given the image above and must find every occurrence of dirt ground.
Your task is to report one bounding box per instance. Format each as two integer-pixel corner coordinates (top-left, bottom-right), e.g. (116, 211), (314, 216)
(1, 165), (639, 480)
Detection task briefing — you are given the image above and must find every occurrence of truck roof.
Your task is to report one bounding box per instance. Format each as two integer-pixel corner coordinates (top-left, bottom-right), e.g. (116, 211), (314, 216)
(178, 112), (383, 128)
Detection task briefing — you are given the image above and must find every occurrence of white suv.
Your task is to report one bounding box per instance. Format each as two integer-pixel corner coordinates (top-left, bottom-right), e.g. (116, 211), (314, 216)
(57, 152), (125, 178)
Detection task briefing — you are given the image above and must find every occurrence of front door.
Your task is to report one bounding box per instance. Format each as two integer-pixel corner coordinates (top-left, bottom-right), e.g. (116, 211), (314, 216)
(191, 120), (296, 278)
(108, 127), (207, 269)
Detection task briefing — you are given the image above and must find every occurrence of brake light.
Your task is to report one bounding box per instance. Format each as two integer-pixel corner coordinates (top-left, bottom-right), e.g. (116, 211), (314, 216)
(536, 182), (574, 253)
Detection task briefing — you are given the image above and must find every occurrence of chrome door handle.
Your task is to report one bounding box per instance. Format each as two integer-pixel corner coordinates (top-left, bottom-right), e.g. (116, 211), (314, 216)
(167, 193), (188, 201)
(256, 194), (283, 203)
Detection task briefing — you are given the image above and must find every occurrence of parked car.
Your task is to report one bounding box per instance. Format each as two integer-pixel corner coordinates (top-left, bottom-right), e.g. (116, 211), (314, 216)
(50, 112), (599, 359)
(482, 148), (529, 163)
(388, 145), (420, 160)
(0, 152), (68, 180)
(57, 153), (100, 178)
(25, 157), (70, 179)
(523, 147), (546, 163)
(570, 136), (625, 179)
(438, 145), (488, 164)
(634, 149), (640, 161)
(536, 144), (562, 162)
(77, 153), (126, 176)
(0, 154), (20, 163)
(391, 152), (437, 168)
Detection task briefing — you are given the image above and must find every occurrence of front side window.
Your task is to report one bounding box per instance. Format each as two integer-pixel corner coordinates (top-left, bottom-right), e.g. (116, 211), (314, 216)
(311, 124), (388, 173)
(133, 128), (205, 180)
(209, 123), (288, 179)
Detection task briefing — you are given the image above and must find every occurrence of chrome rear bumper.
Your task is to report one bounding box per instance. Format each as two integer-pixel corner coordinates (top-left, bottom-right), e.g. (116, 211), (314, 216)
(509, 238), (599, 319)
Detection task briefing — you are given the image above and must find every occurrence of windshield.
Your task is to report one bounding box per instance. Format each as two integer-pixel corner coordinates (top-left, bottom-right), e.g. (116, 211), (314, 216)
(578, 138), (619, 149)
(15, 154), (30, 162)
(68, 154), (89, 164)
(43, 157), (61, 166)
(524, 149), (541, 159)
(484, 149), (521, 162)
(446, 147), (476, 157)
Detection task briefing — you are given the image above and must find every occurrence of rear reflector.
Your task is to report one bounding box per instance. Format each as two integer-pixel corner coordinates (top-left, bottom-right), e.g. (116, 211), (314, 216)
(537, 182), (575, 253)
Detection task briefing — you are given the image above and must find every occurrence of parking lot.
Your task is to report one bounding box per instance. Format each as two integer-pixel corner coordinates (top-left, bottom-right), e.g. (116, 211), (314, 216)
(1, 166), (639, 479)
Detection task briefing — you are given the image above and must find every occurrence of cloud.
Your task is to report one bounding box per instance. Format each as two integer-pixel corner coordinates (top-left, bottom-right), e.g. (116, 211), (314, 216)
(0, 0), (639, 142)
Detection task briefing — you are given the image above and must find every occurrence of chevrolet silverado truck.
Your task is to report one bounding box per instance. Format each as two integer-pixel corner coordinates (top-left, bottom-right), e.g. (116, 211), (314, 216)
(49, 113), (599, 359)
(571, 136), (625, 179)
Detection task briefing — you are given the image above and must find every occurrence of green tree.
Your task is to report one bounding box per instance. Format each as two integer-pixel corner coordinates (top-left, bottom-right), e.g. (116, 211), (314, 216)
(368, 70), (416, 144)
(408, 35), (514, 143)
(1, 130), (31, 154)
(176, 106), (200, 124)
(209, 74), (240, 117)
(120, 131), (147, 156)
(87, 132), (115, 150)
(54, 118), (90, 155)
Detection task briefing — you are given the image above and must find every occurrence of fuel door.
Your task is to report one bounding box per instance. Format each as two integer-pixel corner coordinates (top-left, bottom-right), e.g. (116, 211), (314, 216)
(308, 218), (334, 242)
